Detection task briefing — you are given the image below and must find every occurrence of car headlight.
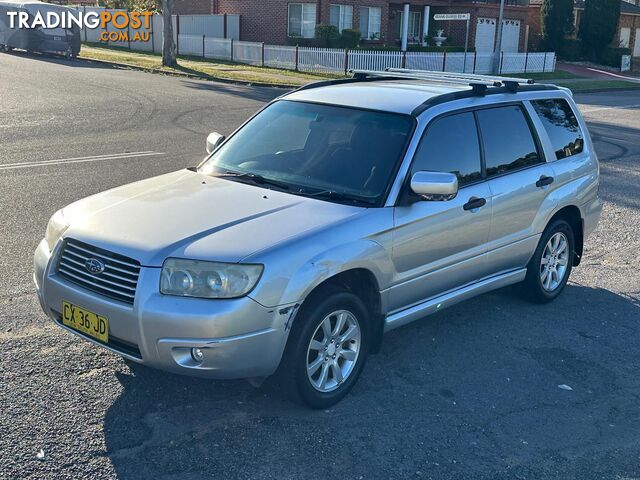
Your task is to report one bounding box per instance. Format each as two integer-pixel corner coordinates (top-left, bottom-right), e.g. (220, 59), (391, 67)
(160, 258), (263, 299)
(45, 209), (70, 251)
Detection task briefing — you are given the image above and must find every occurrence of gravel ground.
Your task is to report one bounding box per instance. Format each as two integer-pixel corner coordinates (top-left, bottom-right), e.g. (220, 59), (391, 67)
(0, 53), (639, 480)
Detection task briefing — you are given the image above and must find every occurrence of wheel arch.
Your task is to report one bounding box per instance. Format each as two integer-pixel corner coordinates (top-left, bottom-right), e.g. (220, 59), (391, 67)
(293, 268), (385, 354)
(547, 205), (583, 266)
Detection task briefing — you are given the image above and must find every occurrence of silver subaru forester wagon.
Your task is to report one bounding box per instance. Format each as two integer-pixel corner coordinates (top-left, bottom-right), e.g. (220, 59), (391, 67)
(34, 69), (601, 408)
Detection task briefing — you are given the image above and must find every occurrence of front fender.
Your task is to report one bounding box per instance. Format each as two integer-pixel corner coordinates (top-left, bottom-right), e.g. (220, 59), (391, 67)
(279, 239), (392, 308)
(247, 237), (394, 310)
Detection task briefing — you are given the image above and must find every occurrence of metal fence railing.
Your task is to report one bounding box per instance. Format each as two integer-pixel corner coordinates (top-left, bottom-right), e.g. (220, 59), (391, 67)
(299, 47), (345, 74)
(348, 50), (403, 71)
(263, 45), (296, 70)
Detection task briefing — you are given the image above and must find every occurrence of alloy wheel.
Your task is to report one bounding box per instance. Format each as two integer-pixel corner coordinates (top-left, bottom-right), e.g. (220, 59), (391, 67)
(540, 232), (570, 291)
(306, 309), (361, 393)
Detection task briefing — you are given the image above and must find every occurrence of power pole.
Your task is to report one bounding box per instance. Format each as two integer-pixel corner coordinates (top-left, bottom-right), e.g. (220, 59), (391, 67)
(492, 0), (506, 74)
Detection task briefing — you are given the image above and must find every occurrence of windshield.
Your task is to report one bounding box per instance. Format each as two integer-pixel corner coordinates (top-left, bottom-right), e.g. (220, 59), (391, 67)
(200, 100), (414, 206)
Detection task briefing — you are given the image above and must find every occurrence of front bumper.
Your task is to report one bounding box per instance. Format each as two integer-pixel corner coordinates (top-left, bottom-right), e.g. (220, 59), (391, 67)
(34, 239), (294, 379)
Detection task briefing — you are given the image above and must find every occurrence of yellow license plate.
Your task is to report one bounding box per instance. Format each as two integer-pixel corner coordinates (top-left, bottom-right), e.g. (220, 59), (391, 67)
(62, 301), (109, 343)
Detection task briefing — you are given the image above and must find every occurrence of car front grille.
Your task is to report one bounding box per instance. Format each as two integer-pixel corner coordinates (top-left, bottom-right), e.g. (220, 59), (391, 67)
(57, 239), (140, 305)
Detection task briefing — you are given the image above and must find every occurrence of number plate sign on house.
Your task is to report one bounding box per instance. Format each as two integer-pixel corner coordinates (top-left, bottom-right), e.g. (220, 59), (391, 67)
(433, 13), (472, 72)
(433, 13), (471, 21)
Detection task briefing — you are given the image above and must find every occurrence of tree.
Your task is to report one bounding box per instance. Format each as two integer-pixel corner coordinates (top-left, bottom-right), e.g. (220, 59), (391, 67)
(580, 0), (621, 58)
(160, 0), (177, 67)
(540, 0), (574, 52)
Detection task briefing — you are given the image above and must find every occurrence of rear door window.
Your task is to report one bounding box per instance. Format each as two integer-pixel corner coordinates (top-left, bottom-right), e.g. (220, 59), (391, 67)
(411, 112), (482, 186)
(531, 99), (584, 160)
(476, 105), (542, 178)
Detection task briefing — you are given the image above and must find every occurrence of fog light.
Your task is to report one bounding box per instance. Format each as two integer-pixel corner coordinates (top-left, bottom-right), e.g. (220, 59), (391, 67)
(191, 347), (204, 363)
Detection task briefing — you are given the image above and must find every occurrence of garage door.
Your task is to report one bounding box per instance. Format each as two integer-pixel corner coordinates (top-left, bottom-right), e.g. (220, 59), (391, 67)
(475, 17), (496, 53)
(501, 19), (521, 52)
(634, 28), (640, 57)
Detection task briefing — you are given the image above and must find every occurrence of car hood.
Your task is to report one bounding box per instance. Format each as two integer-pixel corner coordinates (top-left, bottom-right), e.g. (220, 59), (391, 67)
(62, 170), (362, 266)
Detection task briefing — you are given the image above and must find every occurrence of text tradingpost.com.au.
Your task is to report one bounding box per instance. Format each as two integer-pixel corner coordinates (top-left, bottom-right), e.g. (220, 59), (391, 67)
(7, 10), (153, 31)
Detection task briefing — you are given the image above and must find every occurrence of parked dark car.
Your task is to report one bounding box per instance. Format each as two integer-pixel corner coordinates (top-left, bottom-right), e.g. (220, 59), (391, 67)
(0, 1), (80, 58)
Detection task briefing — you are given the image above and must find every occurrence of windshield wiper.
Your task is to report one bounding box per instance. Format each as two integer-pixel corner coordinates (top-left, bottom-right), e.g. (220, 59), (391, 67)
(212, 170), (290, 190)
(294, 189), (376, 206)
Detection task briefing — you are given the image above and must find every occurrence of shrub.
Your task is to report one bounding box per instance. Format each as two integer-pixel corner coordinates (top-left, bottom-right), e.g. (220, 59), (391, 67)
(558, 38), (583, 61)
(598, 47), (631, 67)
(315, 24), (340, 47)
(339, 29), (361, 49)
(286, 35), (318, 47)
(407, 45), (475, 53)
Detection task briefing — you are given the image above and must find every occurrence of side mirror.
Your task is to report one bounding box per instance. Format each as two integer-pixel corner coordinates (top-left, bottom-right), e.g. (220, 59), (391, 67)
(206, 132), (225, 154)
(410, 171), (458, 200)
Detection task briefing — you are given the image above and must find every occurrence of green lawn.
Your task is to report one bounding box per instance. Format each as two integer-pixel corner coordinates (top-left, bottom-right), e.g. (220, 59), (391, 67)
(552, 79), (640, 92)
(79, 44), (338, 86)
(512, 70), (582, 80)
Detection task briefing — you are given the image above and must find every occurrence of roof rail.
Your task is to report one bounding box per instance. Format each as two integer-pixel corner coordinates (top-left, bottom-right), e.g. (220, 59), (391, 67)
(352, 68), (535, 93)
(386, 68), (535, 85)
(351, 69), (498, 95)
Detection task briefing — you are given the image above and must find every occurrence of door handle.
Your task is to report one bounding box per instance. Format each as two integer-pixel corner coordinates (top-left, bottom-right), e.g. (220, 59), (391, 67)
(463, 197), (487, 211)
(536, 175), (554, 187)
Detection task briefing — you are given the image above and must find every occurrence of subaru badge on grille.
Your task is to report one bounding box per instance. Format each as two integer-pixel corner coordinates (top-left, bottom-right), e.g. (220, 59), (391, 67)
(85, 258), (105, 275)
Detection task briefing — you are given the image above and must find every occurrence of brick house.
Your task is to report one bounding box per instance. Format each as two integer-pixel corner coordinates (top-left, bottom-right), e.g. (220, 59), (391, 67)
(174, 0), (532, 52)
(528, 0), (640, 56)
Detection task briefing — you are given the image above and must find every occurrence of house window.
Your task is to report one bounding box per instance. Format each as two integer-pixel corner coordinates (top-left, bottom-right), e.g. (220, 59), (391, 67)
(360, 6), (382, 40)
(288, 3), (317, 38)
(330, 4), (353, 32)
(619, 27), (631, 48)
(398, 10), (421, 43)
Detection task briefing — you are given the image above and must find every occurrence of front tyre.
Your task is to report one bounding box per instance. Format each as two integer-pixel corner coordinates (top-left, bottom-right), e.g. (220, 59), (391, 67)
(522, 219), (575, 303)
(280, 290), (370, 408)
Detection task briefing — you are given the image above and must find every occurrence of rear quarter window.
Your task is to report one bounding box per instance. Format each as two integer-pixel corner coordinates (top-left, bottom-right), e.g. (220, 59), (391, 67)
(531, 99), (584, 160)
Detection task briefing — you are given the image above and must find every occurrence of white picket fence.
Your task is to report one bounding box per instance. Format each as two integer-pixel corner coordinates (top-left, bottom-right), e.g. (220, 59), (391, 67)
(171, 35), (555, 75)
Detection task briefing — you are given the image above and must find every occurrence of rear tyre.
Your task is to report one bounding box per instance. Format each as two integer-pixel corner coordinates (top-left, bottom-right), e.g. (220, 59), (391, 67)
(521, 219), (575, 304)
(278, 290), (370, 409)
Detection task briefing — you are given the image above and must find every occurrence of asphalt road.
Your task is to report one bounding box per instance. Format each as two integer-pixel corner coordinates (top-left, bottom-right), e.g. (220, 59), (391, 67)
(1, 52), (639, 480)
